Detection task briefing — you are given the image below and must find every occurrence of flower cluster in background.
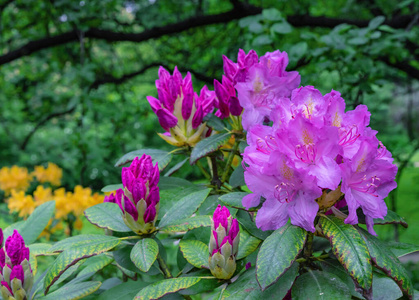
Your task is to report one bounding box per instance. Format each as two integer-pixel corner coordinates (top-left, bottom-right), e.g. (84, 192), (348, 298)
(231, 50), (398, 235)
(1, 163), (103, 237)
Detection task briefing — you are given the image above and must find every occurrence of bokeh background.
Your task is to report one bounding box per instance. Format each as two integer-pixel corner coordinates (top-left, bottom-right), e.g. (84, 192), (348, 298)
(0, 0), (418, 282)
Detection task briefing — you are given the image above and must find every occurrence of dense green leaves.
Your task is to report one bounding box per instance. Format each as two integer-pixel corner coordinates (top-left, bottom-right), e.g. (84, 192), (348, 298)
(134, 277), (201, 299)
(190, 133), (231, 164)
(40, 281), (102, 300)
(130, 239), (159, 272)
(4, 201), (55, 244)
(115, 149), (172, 169)
(179, 240), (209, 269)
(229, 164), (245, 188)
(97, 280), (149, 300)
(291, 270), (351, 300)
(159, 188), (211, 227)
(84, 202), (131, 232)
(256, 224), (307, 291)
(219, 192), (248, 210)
(235, 210), (271, 240)
(159, 216), (211, 233)
(49, 235), (116, 252)
(44, 236), (120, 292)
(359, 229), (413, 298)
(77, 254), (114, 277)
(319, 216), (372, 293)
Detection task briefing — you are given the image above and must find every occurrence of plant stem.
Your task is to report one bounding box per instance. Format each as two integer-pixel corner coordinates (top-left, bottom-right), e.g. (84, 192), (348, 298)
(196, 160), (211, 180)
(221, 140), (239, 183)
(210, 156), (221, 189)
(304, 231), (314, 259)
(156, 253), (173, 279)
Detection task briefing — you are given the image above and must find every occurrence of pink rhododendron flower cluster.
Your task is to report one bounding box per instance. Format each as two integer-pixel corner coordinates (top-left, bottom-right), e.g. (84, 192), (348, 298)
(146, 67), (216, 147)
(215, 49), (300, 130)
(239, 64), (397, 235)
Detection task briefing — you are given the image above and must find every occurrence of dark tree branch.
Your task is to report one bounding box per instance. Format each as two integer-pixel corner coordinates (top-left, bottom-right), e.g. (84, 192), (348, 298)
(0, 2), (262, 66)
(90, 63), (214, 90)
(379, 57), (419, 81)
(20, 106), (76, 150)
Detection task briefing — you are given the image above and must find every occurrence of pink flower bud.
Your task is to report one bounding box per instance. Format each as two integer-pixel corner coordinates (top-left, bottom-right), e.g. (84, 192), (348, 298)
(146, 96), (162, 113)
(123, 195), (138, 221)
(156, 108), (178, 131)
(10, 265), (24, 283)
(5, 231), (27, 266)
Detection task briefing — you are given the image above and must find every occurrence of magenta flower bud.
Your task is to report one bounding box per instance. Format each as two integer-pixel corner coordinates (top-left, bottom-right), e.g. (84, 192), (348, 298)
(121, 168), (135, 191)
(0, 248), (5, 269)
(0, 228), (3, 248)
(146, 96), (162, 113)
(182, 91), (194, 120)
(123, 195), (138, 221)
(5, 231), (26, 266)
(192, 105), (203, 129)
(10, 265), (24, 283)
(131, 179), (146, 204)
(222, 55), (238, 82)
(156, 108), (178, 131)
(229, 96), (243, 116)
(246, 262), (252, 270)
(104, 193), (116, 203)
(143, 204), (157, 224)
(208, 205), (240, 280)
(146, 186), (160, 206)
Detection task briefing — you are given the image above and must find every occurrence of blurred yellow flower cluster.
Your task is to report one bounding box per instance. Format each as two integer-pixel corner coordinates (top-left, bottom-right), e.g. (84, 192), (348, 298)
(2, 163), (104, 238)
(32, 163), (62, 186)
(0, 166), (32, 196)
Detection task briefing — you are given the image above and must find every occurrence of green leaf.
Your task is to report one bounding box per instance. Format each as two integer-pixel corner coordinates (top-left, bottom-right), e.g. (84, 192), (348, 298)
(372, 272), (403, 300)
(84, 203), (131, 232)
(159, 188), (211, 227)
(359, 228), (413, 298)
(385, 242), (419, 258)
(130, 239), (159, 272)
(271, 22), (292, 34)
(236, 210), (271, 240)
(29, 243), (54, 256)
(49, 234), (116, 252)
(319, 215), (372, 292)
(224, 265), (298, 299)
(97, 280), (149, 300)
(237, 229), (261, 260)
(159, 216), (211, 233)
(179, 240), (208, 269)
(348, 36), (369, 45)
(164, 158), (188, 177)
(78, 254), (114, 277)
(291, 270), (351, 299)
(134, 277), (201, 300)
(368, 16), (385, 30)
(229, 164), (245, 188)
(115, 149), (172, 170)
(262, 8), (282, 21)
(40, 281), (101, 300)
(253, 34), (272, 46)
(101, 184), (123, 193)
(219, 192), (248, 210)
(158, 177), (195, 190)
(159, 186), (204, 218)
(203, 113), (226, 131)
(190, 133), (231, 164)
(4, 201), (55, 245)
(44, 236), (120, 293)
(374, 210), (408, 228)
(256, 224), (307, 291)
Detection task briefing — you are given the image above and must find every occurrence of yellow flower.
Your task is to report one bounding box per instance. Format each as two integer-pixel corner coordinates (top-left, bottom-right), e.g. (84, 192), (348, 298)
(7, 190), (35, 218)
(222, 135), (241, 167)
(74, 218), (83, 230)
(53, 188), (72, 219)
(39, 219), (64, 240)
(0, 166), (32, 195)
(32, 163), (62, 186)
(33, 185), (53, 206)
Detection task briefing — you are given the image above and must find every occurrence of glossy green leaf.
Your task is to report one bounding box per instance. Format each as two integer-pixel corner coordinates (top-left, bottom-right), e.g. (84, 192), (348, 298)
(368, 16), (385, 30)
(229, 164), (245, 188)
(44, 236), (120, 293)
(84, 202), (131, 232)
(374, 210), (408, 228)
(359, 228), (413, 298)
(319, 215), (372, 292)
(159, 188), (211, 227)
(130, 239), (159, 272)
(256, 224), (307, 291)
(219, 192), (248, 210)
(237, 229), (261, 260)
(236, 210), (271, 240)
(101, 184), (123, 193)
(385, 241), (419, 258)
(49, 234), (116, 253)
(159, 216), (211, 233)
(78, 254), (114, 277)
(291, 270), (351, 299)
(179, 240), (208, 269)
(224, 265), (298, 299)
(158, 177), (195, 190)
(203, 113), (225, 131)
(372, 272), (403, 300)
(190, 133), (231, 164)
(158, 186), (204, 218)
(271, 22), (292, 34)
(29, 243), (54, 256)
(134, 277), (201, 300)
(4, 201), (55, 244)
(40, 281), (101, 300)
(115, 149), (172, 170)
